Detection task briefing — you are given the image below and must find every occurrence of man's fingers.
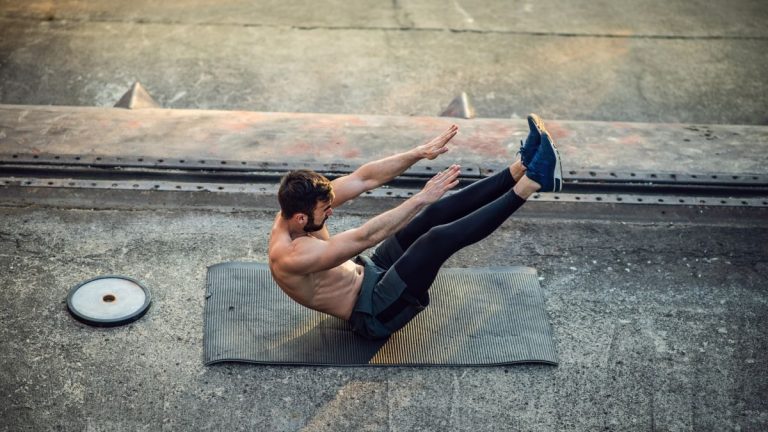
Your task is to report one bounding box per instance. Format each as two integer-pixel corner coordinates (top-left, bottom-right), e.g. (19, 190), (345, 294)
(434, 125), (459, 145)
(421, 125), (458, 160)
(422, 164), (460, 201)
(446, 167), (460, 183)
(432, 165), (460, 184)
(439, 125), (458, 135)
(428, 167), (448, 184)
(440, 127), (458, 142)
(438, 168), (460, 192)
(431, 170), (449, 184)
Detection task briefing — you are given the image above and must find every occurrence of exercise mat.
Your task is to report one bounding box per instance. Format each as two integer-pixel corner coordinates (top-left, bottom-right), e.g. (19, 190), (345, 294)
(204, 262), (558, 366)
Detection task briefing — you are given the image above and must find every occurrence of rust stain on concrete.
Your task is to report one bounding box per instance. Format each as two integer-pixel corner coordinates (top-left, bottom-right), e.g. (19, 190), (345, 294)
(620, 134), (643, 146)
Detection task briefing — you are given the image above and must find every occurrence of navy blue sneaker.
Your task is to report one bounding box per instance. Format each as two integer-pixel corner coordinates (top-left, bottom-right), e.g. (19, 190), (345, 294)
(517, 113), (544, 168)
(525, 130), (563, 192)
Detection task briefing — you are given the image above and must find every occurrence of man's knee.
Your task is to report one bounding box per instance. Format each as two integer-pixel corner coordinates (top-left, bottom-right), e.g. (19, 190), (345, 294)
(420, 225), (455, 250)
(417, 199), (448, 221)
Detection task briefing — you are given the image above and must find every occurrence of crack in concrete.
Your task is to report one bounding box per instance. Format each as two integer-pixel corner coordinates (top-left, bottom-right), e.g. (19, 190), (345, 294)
(1, 14), (766, 41)
(390, 0), (414, 29)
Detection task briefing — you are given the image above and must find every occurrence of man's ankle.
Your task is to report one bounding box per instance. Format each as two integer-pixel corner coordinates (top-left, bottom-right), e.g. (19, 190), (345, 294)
(513, 175), (540, 199)
(509, 160), (525, 182)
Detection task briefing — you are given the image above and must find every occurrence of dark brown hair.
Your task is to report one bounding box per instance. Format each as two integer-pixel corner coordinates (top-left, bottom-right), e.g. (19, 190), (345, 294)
(278, 170), (334, 218)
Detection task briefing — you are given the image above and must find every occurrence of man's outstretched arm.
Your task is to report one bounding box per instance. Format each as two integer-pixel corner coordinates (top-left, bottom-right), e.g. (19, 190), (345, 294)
(280, 166), (461, 274)
(330, 124), (458, 207)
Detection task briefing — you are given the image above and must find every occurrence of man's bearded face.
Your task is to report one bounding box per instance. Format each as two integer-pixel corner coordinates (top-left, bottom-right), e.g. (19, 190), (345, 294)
(303, 212), (327, 232)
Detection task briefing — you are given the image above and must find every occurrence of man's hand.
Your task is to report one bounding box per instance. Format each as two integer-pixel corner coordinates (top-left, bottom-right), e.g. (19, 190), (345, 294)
(331, 124), (459, 207)
(418, 165), (461, 204)
(296, 165), (461, 273)
(417, 125), (459, 160)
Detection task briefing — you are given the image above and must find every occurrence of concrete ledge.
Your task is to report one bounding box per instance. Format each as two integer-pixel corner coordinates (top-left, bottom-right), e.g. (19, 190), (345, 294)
(1, 104), (767, 175)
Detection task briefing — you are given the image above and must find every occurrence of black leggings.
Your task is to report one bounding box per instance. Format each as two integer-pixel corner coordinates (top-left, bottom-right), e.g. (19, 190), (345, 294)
(392, 167), (526, 301)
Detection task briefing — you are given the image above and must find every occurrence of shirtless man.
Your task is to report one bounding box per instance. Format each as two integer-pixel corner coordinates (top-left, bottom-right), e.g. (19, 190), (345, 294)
(269, 115), (562, 339)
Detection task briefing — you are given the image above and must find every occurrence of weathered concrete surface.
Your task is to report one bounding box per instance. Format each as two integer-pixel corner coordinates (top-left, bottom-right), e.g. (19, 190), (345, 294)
(0, 1), (767, 124)
(2, 105), (768, 175)
(2, 0), (767, 37)
(1, 2), (767, 431)
(0, 196), (766, 431)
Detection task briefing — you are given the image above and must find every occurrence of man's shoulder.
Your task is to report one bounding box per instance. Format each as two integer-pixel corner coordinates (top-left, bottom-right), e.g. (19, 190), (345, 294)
(269, 234), (329, 271)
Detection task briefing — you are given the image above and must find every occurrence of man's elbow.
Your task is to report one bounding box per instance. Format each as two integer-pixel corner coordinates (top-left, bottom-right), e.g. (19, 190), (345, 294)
(362, 178), (382, 192)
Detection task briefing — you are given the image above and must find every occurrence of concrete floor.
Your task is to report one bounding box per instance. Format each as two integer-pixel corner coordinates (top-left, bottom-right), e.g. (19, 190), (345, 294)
(0, 198), (766, 431)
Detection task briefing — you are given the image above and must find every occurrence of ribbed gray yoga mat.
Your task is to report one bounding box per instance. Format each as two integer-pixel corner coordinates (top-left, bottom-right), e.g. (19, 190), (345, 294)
(204, 262), (558, 366)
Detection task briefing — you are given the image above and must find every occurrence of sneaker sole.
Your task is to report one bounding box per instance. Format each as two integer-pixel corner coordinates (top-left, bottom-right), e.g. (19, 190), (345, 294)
(528, 113), (546, 135)
(552, 146), (563, 192)
(544, 131), (563, 192)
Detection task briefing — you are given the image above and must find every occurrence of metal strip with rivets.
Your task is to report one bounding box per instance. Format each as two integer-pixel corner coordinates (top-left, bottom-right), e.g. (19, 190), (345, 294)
(1, 153), (767, 208)
(1, 153), (767, 186)
(2, 176), (767, 208)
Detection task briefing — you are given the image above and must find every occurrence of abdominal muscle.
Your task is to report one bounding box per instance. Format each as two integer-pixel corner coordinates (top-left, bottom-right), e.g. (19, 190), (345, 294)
(274, 259), (364, 321)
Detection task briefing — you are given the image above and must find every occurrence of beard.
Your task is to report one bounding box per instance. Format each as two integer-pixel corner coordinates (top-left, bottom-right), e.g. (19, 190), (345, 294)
(303, 214), (328, 232)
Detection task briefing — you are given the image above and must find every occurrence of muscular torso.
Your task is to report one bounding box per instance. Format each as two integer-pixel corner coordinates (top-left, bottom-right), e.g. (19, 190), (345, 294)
(268, 214), (364, 320)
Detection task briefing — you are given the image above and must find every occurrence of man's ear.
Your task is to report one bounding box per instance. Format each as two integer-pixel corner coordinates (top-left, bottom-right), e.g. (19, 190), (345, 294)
(292, 212), (308, 227)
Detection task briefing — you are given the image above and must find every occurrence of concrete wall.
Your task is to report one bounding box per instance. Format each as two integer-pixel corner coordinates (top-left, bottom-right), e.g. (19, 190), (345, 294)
(1, 1), (767, 124)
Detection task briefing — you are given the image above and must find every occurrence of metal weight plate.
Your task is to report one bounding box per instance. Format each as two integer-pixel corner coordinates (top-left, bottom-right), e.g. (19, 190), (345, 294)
(66, 276), (151, 327)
